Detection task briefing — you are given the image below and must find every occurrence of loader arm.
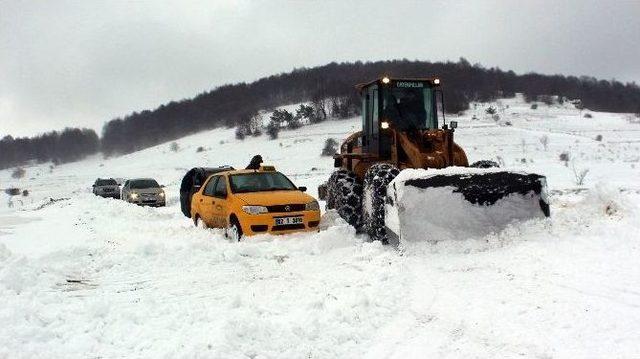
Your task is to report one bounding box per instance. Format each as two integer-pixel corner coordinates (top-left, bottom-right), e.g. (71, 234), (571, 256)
(393, 129), (468, 169)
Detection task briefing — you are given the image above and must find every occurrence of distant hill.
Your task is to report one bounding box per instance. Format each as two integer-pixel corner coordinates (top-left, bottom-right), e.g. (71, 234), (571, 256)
(99, 59), (640, 155)
(2, 58), (640, 169)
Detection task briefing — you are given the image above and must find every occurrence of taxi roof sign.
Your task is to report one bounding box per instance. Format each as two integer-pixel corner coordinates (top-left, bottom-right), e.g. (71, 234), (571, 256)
(259, 165), (276, 172)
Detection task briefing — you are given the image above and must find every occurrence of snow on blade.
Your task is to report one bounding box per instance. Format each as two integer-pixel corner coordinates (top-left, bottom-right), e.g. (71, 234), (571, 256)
(386, 167), (549, 243)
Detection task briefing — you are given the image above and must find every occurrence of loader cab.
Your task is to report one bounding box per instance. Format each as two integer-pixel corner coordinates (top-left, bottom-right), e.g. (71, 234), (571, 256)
(359, 77), (442, 157)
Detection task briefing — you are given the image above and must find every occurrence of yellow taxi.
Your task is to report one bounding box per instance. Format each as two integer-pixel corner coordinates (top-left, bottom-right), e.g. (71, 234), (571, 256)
(190, 165), (321, 240)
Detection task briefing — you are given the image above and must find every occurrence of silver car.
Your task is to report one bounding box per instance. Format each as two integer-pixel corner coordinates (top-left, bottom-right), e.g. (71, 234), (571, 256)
(93, 178), (121, 199)
(121, 178), (166, 207)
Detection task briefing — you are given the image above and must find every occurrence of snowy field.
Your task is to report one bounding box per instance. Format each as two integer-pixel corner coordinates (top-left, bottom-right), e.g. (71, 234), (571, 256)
(1, 97), (639, 358)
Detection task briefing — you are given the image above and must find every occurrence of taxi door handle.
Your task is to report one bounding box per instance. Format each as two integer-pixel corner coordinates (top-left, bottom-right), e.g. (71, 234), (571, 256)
(199, 198), (203, 202)
(211, 200), (216, 204)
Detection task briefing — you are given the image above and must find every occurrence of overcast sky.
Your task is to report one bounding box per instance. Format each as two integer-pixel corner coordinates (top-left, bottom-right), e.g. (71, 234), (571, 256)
(1, 0), (639, 137)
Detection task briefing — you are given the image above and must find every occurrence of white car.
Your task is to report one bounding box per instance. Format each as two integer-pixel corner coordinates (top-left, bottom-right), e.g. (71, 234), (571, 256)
(121, 178), (166, 207)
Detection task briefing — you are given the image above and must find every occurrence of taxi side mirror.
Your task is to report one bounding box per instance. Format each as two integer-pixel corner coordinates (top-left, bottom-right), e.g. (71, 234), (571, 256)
(298, 186), (307, 192)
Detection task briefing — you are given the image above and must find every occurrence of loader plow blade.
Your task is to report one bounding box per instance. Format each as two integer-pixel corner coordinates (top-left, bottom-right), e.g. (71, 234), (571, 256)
(385, 168), (550, 245)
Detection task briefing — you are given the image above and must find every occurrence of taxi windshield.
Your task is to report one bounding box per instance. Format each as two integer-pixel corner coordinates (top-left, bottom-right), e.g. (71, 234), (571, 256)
(229, 172), (297, 193)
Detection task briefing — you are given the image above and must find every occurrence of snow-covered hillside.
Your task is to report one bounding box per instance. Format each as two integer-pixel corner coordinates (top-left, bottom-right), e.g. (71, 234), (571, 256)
(1, 96), (639, 358)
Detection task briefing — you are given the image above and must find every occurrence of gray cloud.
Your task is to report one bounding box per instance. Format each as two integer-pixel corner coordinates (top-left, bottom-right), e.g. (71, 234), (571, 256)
(1, 0), (639, 137)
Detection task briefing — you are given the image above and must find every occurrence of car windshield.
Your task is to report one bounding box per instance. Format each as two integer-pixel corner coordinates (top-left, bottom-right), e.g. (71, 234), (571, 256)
(382, 85), (437, 130)
(96, 179), (117, 186)
(130, 179), (160, 189)
(229, 172), (297, 193)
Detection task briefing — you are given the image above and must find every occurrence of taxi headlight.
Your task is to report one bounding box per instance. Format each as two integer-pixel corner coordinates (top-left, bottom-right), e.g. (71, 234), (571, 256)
(305, 200), (320, 211)
(242, 205), (268, 215)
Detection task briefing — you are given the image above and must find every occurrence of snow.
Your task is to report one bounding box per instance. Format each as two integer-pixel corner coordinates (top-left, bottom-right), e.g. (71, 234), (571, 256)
(387, 167), (549, 243)
(1, 95), (640, 357)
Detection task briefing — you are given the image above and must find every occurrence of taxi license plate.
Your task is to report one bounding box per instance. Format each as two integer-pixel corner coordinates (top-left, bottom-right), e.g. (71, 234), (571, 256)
(275, 216), (303, 226)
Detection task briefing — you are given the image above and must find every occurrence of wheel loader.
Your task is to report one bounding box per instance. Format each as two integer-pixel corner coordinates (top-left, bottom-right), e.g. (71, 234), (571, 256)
(318, 77), (550, 245)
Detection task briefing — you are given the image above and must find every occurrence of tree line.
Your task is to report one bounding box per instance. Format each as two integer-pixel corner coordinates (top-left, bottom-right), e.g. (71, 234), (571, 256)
(0, 128), (99, 170)
(100, 58), (640, 155)
(2, 58), (639, 169)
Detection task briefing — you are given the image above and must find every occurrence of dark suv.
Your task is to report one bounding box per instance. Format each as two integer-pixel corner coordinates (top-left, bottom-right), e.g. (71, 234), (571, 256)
(93, 178), (121, 199)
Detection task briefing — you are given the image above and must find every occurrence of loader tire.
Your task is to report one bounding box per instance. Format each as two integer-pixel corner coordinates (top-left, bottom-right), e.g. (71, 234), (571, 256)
(325, 170), (348, 210)
(362, 163), (400, 244)
(326, 170), (363, 229)
(470, 160), (499, 168)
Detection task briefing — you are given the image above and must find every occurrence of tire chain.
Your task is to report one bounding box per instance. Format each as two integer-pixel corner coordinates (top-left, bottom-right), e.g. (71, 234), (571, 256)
(363, 163), (400, 244)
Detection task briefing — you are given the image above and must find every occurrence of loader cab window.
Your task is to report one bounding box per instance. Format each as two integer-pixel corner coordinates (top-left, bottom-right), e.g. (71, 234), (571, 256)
(362, 85), (379, 155)
(382, 84), (437, 130)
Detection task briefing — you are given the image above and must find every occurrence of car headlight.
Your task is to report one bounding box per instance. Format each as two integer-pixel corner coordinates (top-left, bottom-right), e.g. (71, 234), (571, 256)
(242, 205), (268, 215)
(159, 191), (165, 197)
(305, 200), (320, 211)
(130, 193), (138, 199)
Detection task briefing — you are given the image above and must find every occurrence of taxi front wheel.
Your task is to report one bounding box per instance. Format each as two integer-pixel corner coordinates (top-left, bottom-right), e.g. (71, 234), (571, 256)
(226, 218), (243, 242)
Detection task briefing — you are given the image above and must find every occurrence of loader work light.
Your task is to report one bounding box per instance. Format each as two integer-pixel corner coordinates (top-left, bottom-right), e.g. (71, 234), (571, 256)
(433, 78), (441, 85)
(381, 121), (390, 129)
(382, 77), (390, 84)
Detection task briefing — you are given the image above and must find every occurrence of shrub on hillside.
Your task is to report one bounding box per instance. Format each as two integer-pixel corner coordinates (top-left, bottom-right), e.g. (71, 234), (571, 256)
(170, 142), (179, 152)
(539, 95), (554, 106)
(584, 113), (593, 118)
(266, 121), (280, 140)
(321, 138), (339, 156)
(295, 104), (317, 124)
(311, 98), (328, 123)
(270, 109), (294, 126)
(485, 106), (497, 115)
(235, 125), (248, 140)
(530, 104), (538, 110)
(287, 116), (302, 130)
(11, 167), (25, 179)
(5, 188), (20, 196)
(595, 134), (603, 142)
(559, 152), (570, 166)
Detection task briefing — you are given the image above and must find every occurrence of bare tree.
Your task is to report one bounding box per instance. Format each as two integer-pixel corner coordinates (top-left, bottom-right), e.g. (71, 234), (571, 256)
(571, 162), (589, 186)
(539, 135), (549, 151)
